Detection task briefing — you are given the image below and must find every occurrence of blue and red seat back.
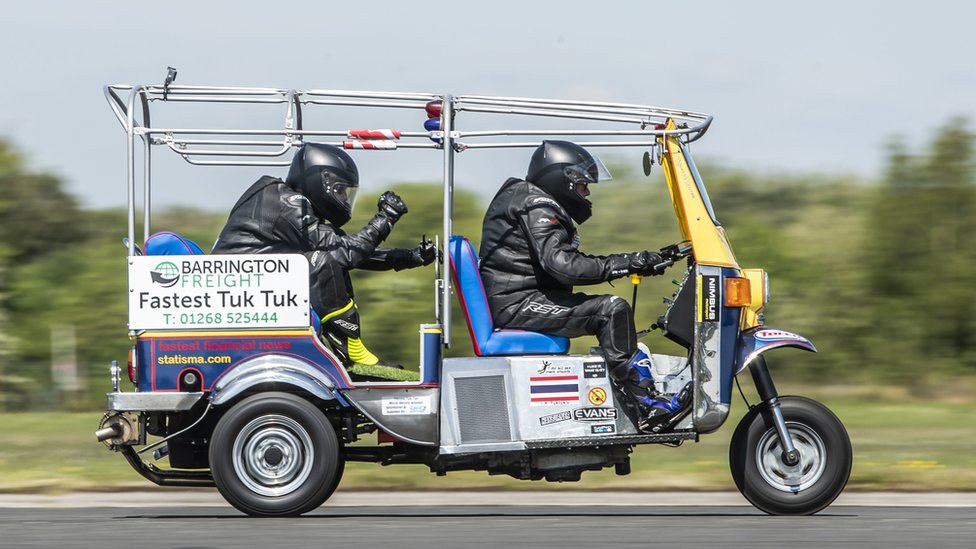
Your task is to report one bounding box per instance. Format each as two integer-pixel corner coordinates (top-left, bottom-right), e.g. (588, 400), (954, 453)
(448, 235), (569, 356)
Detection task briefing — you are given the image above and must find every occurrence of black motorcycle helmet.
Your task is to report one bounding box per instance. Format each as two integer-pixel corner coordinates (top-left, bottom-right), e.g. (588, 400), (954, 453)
(525, 140), (612, 224)
(285, 143), (360, 226)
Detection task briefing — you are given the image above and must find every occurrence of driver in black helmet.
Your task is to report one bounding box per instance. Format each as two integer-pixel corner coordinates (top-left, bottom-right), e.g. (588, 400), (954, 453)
(213, 143), (436, 376)
(479, 140), (690, 431)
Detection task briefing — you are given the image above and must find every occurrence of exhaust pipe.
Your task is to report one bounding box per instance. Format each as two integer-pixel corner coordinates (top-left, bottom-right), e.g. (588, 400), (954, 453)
(95, 424), (122, 442)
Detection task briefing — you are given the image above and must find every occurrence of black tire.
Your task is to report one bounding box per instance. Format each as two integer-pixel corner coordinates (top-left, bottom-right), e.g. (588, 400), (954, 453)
(209, 392), (343, 517)
(730, 396), (852, 516)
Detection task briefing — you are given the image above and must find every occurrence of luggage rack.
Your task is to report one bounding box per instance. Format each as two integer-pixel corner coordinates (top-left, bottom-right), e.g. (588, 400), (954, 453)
(106, 79), (713, 347)
(105, 84), (712, 166)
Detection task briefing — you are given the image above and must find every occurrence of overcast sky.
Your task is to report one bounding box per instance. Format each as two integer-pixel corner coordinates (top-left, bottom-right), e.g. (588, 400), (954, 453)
(1, 1), (973, 212)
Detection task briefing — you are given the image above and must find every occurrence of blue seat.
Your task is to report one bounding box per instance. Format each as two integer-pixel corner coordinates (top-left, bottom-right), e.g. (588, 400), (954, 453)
(449, 235), (569, 356)
(144, 231), (205, 255)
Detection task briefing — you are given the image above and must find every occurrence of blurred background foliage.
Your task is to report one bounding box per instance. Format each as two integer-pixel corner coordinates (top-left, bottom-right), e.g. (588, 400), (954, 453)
(0, 118), (973, 410)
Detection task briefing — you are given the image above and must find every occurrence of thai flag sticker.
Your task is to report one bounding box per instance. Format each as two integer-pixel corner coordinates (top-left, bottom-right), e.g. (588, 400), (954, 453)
(529, 375), (580, 405)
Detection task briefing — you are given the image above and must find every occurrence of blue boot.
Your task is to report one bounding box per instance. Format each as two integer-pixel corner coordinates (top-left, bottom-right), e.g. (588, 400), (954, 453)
(620, 350), (692, 433)
(638, 382), (693, 433)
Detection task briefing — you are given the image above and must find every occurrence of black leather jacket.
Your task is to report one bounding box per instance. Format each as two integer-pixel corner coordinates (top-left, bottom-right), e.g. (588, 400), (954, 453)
(213, 176), (420, 312)
(478, 178), (631, 316)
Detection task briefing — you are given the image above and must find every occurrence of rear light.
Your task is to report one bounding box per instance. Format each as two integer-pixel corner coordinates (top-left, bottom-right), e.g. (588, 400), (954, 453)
(724, 277), (752, 307)
(127, 348), (136, 383)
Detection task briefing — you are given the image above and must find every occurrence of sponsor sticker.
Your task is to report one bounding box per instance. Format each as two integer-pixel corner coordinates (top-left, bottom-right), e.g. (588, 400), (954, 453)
(573, 407), (618, 422)
(128, 254), (310, 330)
(530, 375), (580, 405)
(700, 274), (720, 322)
(539, 410), (573, 426)
(591, 424), (616, 435)
(537, 361), (573, 375)
(381, 396), (432, 416)
(583, 362), (606, 379)
(754, 329), (806, 341)
(587, 387), (608, 406)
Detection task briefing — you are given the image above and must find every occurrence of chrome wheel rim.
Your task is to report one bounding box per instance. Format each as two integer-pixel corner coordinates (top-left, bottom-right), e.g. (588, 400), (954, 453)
(755, 421), (827, 493)
(232, 414), (313, 497)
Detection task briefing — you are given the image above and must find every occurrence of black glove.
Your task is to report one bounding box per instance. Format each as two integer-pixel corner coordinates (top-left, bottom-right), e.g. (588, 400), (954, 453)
(628, 250), (666, 276)
(410, 237), (438, 267)
(377, 191), (408, 223)
(394, 237), (439, 271)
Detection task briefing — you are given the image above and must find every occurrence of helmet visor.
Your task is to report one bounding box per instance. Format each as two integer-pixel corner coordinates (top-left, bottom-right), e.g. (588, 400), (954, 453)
(563, 154), (613, 185)
(322, 172), (359, 214)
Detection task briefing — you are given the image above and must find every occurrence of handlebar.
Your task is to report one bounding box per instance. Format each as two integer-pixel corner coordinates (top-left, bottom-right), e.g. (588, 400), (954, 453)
(654, 241), (693, 271)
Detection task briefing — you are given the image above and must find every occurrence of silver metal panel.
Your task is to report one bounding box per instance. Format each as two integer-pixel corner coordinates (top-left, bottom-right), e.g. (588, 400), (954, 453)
(438, 441), (526, 455)
(107, 391), (204, 412)
(507, 355), (636, 439)
(649, 354), (693, 395)
(342, 387), (439, 446)
(694, 265), (731, 432)
(439, 355), (641, 454)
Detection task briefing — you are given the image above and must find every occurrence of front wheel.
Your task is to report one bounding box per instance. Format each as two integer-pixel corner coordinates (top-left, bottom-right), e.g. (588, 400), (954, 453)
(209, 392), (343, 517)
(730, 396), (852, 515)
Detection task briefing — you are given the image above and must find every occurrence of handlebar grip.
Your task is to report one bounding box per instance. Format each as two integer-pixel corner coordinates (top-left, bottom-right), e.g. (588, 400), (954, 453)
(654, 259), (675, 271)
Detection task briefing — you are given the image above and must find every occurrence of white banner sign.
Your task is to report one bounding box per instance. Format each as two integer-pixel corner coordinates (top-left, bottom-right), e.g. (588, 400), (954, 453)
(128, 254), (310, 330)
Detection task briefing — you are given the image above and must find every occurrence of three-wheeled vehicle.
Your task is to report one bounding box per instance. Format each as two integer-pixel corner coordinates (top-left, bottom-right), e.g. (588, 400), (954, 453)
(96, 76), (851, 516)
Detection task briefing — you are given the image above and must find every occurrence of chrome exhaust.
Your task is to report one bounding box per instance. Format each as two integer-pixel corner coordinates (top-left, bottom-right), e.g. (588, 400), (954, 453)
(95, 424), (122, 442)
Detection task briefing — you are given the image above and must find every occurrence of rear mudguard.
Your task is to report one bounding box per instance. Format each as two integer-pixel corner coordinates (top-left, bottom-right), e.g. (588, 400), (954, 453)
(735, 327), (816, 375)
(209, 355), (347, 407)
(206, 355), (437, 445)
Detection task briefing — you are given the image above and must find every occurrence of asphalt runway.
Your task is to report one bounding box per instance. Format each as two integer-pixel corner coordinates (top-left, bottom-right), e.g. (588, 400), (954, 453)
(3, 503), (975, 548)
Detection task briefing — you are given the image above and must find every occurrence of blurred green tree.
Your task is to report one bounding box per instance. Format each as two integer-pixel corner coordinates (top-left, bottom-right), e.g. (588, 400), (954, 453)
(866, 119), (976, 382)
(0, 140), (88, 409)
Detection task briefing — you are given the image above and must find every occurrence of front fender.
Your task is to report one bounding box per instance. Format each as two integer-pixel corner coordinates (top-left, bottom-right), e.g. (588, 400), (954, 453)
(735, 327), (817, 375)
(209, 355), (344, 407)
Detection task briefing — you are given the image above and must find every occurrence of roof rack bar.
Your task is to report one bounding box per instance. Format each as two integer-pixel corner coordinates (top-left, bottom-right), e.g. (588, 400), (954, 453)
(460, 140), (663, 150)
(456, 129), (689, 138)
(181, 158), (294, 167)
(142, 128), (424, 136)
(166, 143), (293, 157)
(453, 104), (664, 126)
(458, 96), (708, 118)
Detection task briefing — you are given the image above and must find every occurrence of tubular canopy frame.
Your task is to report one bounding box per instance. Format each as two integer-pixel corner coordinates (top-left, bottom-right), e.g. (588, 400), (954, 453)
(106, 82), (713, 348)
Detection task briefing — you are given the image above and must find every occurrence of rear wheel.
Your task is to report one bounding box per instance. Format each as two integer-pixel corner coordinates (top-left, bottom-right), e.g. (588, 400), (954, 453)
(730, 396), (851, 515)
(209, 392), (343, 517)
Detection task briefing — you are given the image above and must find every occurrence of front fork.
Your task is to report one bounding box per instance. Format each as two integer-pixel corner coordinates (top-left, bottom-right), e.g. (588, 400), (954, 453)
(748, 355), (800, 466)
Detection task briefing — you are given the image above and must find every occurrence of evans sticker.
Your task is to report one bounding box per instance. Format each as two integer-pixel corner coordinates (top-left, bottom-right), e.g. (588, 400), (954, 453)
(573, 407), (618, 422)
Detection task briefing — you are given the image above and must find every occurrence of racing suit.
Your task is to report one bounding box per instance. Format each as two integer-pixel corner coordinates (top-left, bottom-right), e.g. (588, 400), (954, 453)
(212, 176), (424, 365)
(479, 178), (638, 380)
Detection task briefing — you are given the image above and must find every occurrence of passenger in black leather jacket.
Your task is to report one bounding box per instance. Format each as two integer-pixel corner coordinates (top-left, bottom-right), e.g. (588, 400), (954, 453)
(213, 143), (436, 369)
(479, 141), (690, 430)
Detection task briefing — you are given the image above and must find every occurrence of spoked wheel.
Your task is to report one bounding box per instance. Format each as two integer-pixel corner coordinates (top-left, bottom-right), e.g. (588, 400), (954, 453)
(209, 392), (343, 517)
(730, 396), (852, 515)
